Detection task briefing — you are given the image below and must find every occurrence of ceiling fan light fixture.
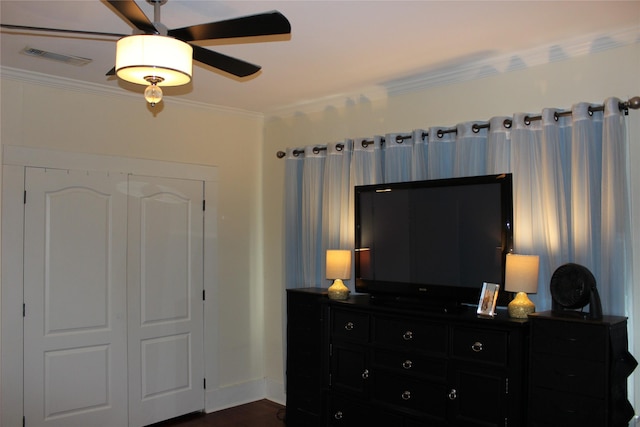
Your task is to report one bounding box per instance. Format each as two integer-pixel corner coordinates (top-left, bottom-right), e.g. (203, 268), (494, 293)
(115, 34), (192, 87)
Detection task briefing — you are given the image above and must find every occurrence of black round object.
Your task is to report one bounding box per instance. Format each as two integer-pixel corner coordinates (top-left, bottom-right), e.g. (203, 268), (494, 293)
(550, 263), (596, 309)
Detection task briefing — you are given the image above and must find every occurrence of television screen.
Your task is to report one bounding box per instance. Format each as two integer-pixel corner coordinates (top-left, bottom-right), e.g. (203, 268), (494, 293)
(354, 173), (513, 308)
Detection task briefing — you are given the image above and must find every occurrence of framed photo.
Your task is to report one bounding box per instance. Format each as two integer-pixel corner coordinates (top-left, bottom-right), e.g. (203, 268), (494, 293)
(477, 282), (500, 317)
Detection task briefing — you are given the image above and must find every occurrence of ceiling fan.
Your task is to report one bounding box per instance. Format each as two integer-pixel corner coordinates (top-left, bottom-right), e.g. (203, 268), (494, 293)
(1, 0), (291, 79)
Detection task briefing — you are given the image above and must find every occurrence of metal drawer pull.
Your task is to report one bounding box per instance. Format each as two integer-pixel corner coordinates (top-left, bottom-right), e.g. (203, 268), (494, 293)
(334, 411), (343, 420)
(471, 341), (484, 352)
(402, 360), (413, 369)
(448, 389), (457, 400)
(362, 369), (369, 379)
(345, 321), (354, 331)
(401, 390), (411, 400)
(403, 331), (413, 341)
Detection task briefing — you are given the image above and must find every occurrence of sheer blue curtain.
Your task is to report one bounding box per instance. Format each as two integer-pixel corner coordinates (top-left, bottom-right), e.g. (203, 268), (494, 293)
(321, 140), (353, 287)
(283, 146), (326, 289)
(384, 132), (414, 183)
(412, 129), (429, 181)
(505, 100), (631, 315)
(283, 148), (304, 291)
(486, 117), (512, 174)
(427, 126), (456, 179)
(282, 97), (633, 317)
(347, 136), (384, 252)
(350, 136), (384, 188)
(454, 122), (487, 177)
(601, 98), (633, 316)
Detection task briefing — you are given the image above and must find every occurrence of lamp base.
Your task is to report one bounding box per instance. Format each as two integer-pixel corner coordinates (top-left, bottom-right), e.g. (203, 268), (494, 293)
(508, 291), (535, 318)
(328, 279), (350, 300)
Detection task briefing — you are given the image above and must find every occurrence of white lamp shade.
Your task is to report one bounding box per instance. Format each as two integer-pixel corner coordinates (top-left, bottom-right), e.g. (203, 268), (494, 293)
(326, 250), (352, 280)
(505, 253), (539, 293)
(116, 35), (193, 86)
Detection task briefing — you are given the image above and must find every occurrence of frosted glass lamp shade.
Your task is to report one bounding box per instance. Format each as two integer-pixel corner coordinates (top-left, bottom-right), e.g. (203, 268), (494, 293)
(505, 253), (540, 318)
(326, 250), (351, 301)
(116, 35), (193, 86)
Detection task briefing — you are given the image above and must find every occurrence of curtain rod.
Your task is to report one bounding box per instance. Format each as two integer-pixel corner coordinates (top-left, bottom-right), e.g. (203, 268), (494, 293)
(276, 96), (640, 158)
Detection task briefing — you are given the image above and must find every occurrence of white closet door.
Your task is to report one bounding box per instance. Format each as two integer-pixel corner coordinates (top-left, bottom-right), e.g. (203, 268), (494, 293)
(23, 168), (128, 427)
(127, 175), (205, 427)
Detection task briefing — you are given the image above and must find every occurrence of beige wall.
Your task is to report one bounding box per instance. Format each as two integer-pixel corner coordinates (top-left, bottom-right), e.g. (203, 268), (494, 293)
(1, 41), (638, 414)
(262, 43), (640, 408)
(0, 78), (267, 397)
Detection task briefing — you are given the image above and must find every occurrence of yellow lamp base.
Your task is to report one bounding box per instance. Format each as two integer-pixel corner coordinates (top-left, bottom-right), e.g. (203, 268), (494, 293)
(328, 279), (350, 300)
(508, 291), (535, 318)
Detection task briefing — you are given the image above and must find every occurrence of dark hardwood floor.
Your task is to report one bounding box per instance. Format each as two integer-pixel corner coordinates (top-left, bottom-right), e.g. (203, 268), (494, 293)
(147, 400), (287, 427)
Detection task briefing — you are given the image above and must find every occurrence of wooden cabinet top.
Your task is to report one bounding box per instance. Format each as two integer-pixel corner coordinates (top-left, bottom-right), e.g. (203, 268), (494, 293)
(290, 287), (528, 329)
(528, 310), (627, 326)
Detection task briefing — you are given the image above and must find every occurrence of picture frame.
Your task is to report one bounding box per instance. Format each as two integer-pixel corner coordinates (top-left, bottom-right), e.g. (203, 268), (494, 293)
(477, 282), (500, 317)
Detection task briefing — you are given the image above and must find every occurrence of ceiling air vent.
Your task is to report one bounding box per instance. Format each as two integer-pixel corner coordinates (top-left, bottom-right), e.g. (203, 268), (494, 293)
(21, 47), (92, 66)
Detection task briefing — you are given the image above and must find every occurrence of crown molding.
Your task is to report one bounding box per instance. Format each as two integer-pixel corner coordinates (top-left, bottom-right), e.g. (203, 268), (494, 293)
(0, 66), (264, 119)
(383, 25), (640, 98)
(264, 25), (640, 118)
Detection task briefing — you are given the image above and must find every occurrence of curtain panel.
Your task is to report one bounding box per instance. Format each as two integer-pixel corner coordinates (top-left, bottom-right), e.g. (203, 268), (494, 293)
(283, 97), (632, 317)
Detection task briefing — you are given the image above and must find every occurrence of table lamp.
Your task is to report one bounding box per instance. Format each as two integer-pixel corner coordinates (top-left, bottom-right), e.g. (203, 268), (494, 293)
(505, 253), (539, 318)
(326, 249), (351, 300)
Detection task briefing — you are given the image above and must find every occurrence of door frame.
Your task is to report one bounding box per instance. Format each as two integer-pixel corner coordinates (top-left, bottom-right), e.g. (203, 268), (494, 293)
(1, 145), (219, 427)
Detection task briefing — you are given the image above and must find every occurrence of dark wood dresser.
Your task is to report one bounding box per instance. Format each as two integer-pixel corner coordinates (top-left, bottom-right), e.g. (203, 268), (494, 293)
(286, 288), (529, 426)
(527, 311), (637, 427)
(285, 288), (328, 426)
(285, 290), (636, 426)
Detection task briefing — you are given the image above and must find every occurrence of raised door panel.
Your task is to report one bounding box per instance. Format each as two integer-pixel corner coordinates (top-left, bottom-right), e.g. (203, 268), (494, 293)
(448, 365), (507, 427)
(23, 168), (128, 427)
(331, 342), (369, 397)
(127, 175), (205, 427)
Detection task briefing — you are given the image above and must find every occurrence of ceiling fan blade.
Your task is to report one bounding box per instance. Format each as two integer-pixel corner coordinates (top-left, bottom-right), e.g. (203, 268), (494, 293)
(191, 44), (260, 78)
(0, 24), (125, 38)
(169, 11), (291, 42)
(105, 0), (158, 34)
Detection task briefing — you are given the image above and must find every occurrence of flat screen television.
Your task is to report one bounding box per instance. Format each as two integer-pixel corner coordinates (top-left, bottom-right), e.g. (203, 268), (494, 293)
(354, 173), (513, 309)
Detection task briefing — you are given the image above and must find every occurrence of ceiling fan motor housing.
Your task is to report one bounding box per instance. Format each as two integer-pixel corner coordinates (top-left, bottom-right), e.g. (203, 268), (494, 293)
(550, 262), (603, 320)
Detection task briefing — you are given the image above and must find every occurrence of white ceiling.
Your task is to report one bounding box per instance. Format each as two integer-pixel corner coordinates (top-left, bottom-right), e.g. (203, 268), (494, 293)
(1, 1), (639, 115)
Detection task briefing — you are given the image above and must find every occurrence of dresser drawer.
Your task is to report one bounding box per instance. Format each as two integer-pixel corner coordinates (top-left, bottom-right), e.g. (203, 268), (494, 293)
(531, 319), (607, 361)
(372, 316), (448, 355)
(286, 382), (323, 414)
(331, 309), (370, 343)
(327, 394), (403, 426)
(451, 327), (508, 366)
(530, 352), (605, 398)
(372, 349), (447, 380)
(288, 295), (322, 321)
(371, 370), (448, 420)
(529, 386), (605, 427)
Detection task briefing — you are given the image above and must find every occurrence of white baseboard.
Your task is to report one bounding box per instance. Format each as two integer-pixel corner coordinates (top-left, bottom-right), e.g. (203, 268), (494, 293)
(205, 378), (266, 413)
(265, 378), (286, 406)
(205, 377), (285, 413)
